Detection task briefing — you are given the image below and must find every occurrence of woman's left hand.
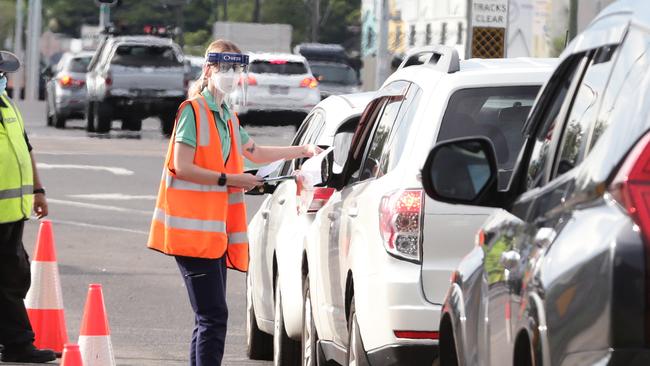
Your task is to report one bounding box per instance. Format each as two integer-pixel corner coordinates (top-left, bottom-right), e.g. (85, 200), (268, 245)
(301, 144), (323, 158)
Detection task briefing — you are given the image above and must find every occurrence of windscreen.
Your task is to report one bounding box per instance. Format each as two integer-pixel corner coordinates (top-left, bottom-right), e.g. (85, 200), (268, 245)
(311, 64), (358, 85)
(111, 45), (182, 67)
(67, 56), (92, 73)
(437, 85), (540, 188)
(249, 60), (307, 75)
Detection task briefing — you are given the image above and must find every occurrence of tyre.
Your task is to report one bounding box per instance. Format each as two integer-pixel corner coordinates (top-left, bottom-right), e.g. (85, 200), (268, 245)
(53, 111), (66, 129)
(274, 277), (300, 366)
(160, 113), (175, 137)
(346, 297), (368, 366)
(439, 316), (459, 366)
(95, 102), (113, 133)
(86, 102), (95, 132)
(246, 274), (273, 360)
(122, 117), (142, 131)
(301, 279), (317, 366)
(45, 100), (53, 126)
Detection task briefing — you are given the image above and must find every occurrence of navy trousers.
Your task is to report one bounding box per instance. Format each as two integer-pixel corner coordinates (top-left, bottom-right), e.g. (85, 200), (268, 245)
(176, 256), (228, 366)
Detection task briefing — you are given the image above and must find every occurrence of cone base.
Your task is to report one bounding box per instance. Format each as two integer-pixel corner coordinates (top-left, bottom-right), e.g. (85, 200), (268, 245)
(26, 308), (68, 353)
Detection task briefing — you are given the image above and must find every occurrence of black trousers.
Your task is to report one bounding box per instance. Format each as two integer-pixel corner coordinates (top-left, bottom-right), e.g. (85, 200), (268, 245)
(0, 220), (35, 349)
(176, 255), (228, 366)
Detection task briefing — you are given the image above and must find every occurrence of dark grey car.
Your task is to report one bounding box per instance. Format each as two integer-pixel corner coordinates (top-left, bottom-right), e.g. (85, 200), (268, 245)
(422, 1), (650, 365)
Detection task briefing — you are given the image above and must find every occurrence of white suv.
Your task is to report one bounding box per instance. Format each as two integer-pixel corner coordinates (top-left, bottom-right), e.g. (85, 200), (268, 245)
(303, 48), (555, 365)
(246, 93), (373, 364)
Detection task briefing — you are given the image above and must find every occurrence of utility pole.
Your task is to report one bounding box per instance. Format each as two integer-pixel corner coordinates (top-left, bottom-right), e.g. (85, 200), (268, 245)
(569, 0), (578, 41)
(311, 0), (320, 42)
(13, 0), (24, 100)
(253, 0), (261, 23)
(223, 0), (228, 21)
(375, 0), (389, 89)
(25, 0), (41, 101)
(99, 3), (110, 30)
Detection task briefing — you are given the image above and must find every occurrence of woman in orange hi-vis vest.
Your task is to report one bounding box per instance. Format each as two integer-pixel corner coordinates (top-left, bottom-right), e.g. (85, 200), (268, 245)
(147, 39), (321, 366)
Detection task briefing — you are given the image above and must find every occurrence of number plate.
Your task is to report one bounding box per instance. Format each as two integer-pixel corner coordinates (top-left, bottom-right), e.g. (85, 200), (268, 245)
(269, 85), (289, 95)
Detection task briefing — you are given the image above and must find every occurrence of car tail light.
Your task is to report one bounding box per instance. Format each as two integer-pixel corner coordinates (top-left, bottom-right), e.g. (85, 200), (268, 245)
(240, 74), (257, 86)
(609, 131), (650, 345)
(59, 75), (84, 88)
(104, 71), (112, 87)
(270, 60), (287, 65)
(394, 330), (439, 340)
(379, 189), (424, 262)
(300, 77), (318, 89)
(308, 187), (335, 213)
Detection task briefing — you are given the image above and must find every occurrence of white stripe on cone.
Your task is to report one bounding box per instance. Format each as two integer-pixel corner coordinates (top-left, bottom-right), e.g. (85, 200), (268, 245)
(79, 335), (116, 366)
(25, 261), (64, 309)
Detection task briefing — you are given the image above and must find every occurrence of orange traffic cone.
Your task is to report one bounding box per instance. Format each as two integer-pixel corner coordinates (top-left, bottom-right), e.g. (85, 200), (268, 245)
(25, 219), (69, 354)
(78, 284), (116, 366)
(60, 343), (84, 366)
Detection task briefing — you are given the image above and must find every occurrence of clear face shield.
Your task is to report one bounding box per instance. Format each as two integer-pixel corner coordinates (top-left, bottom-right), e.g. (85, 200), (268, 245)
(206, 52), (249, 107)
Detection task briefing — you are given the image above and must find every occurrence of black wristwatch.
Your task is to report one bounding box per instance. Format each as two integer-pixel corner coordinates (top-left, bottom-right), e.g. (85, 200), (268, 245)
(218, 173), (227, 186)
(33, 188), (46, 195)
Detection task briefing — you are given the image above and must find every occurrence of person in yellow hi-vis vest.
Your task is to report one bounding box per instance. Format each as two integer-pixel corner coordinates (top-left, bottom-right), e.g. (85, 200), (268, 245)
(147, 39), (321, 366)
(0, 50), (54, 363)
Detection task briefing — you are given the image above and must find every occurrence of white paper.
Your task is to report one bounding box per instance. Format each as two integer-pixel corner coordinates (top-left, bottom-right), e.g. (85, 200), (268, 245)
(299, 146), (335, 187)
(256, 159), (285, 178)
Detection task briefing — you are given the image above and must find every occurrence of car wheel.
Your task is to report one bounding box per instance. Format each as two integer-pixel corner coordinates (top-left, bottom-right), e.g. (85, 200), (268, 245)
(160, 113), (175, 137)
(439, 315), (459, 366)
(86, 102), (95, 132)
(301, 279), (317, 366)
(246, 274), (273, 360)
(273, 277), (300, 366)
(95, 102), (112, 133)
(346, 297), (367, 366)
(53, 111), (66, 129)
(45, 100), (53, 126)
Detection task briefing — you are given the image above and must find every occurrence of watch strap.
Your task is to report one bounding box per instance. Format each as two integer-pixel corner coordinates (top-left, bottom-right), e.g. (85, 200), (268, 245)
(218, 173), (227, 186)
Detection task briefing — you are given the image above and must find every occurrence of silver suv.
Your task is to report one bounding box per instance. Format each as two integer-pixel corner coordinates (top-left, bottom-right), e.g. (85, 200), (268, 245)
(86, 35), (186, 135)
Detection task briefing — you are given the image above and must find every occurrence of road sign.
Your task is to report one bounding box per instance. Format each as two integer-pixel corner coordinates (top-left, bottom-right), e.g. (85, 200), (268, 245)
(467, 0), (509, 59)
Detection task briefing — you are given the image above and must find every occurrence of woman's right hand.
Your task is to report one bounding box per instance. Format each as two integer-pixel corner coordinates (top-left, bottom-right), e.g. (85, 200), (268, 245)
(227, 173), (263, 191)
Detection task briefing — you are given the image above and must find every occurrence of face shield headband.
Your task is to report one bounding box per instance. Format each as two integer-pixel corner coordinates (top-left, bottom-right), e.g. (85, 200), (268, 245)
(206, 52), (250, 107)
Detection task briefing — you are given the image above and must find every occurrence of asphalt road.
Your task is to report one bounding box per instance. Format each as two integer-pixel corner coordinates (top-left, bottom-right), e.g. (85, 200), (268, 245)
(11, 101), (296, 365)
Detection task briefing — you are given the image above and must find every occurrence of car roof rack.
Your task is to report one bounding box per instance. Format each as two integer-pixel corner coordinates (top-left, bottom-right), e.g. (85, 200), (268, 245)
(398, 45), (460, 74)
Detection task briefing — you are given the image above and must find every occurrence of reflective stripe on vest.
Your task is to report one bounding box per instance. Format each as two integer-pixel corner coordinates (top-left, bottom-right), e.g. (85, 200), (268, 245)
(0, 93), (34, 223)
(147, 96), (249, 271)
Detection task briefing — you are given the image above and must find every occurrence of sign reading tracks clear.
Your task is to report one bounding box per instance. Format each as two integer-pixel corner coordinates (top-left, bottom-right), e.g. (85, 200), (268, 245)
(471, 0), (509, 28)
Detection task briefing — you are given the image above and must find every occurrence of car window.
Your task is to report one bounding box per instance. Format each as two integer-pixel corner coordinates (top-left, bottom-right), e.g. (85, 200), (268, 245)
(333, 117), (360, 173)
(111, 45), (182, 67)
(525, 55), (587, 190)
(553, 45), (618, 177)
(281, 114), (315, 175)
(358, 84), (409, 181)
(437, 85), (541, 189)
(343, 98), (388, 184)
(310, 64), (358, 85)
(378, 85), (423, 175)
(249, 60), (307, 75)
(67, 56), (92, 73)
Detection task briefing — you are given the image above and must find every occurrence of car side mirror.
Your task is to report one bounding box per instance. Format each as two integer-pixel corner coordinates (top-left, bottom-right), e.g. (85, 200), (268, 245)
(421, 137), (498, 206)
(245, 182), (278, 195)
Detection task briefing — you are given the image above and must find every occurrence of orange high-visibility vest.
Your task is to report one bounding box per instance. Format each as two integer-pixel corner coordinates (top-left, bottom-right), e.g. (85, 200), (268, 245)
(147, 95), (249, 272)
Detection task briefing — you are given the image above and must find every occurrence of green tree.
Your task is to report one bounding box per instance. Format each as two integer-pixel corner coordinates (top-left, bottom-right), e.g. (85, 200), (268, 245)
(0, 0), (16, 49)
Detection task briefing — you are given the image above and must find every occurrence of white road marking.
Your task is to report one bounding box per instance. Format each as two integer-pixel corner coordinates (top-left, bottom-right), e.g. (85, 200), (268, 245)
(50, 219), (148, 235)
(69, 193), (156, 201)
(47, 198), (152, 215)
(37, 163), (134, 176)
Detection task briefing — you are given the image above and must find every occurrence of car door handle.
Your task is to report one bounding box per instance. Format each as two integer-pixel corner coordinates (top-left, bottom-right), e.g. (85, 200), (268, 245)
(347, 206), (359, 218)
(278, 198), (286, 205)
(261, 210), (270, 219)
(500, 250), (521, 270)
(534, 227), (557, 247)
(327, 212), (339, 221)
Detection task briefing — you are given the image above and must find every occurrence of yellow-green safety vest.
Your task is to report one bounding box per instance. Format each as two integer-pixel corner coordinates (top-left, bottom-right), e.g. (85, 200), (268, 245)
(0, 92), (33, 223)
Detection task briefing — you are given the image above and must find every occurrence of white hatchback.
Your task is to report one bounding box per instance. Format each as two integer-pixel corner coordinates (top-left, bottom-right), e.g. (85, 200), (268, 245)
(235, 52), (321, 121)
(246, 93), (374, 364)
(303, 48), (555, 365)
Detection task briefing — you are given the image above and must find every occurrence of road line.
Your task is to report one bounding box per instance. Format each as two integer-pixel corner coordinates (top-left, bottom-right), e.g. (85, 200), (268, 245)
(48, 198), (152, 215)
(68, 193), (157, 201)
(37, 163), (134, 176)
(50, 219), (149, 235)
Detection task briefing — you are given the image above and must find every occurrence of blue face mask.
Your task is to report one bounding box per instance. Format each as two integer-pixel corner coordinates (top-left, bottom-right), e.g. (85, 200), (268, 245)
(0, 76), (6, 95)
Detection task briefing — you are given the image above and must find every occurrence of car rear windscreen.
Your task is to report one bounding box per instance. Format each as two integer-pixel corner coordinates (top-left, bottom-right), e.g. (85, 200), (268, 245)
(311, 64), (358, 85)
(68, 56), (92, 73)
(249, 60), (307, 75)
(437, 85), (540, 188)
(111, 45), (182, 67)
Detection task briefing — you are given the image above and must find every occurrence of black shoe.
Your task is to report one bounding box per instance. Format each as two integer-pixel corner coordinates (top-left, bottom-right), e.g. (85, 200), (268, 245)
(0, 344), (56, 363)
